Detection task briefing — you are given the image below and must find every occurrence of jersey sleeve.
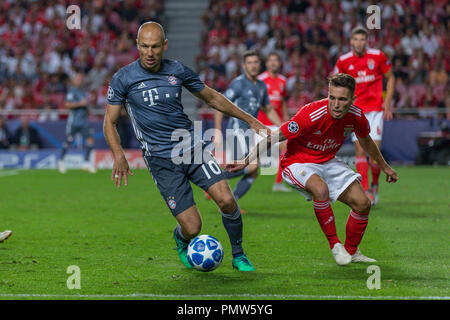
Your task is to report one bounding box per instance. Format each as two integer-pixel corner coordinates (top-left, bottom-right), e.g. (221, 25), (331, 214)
(379, 51), (392, 74)
(333, 59), (342, 75)
(107, 71), (127, 106)
(224, 79), (241, 102)
(354, 112), (371, 139)
(280, 105), (311, 140)
(181, 64), (205, 93)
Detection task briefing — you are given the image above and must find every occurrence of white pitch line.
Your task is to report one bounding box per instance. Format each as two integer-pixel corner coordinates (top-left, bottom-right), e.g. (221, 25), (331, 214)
(0, 170), (19, 177)
(0, 293), (448, 300)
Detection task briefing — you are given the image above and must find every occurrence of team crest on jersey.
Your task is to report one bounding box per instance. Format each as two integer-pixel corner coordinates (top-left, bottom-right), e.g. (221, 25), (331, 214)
(344, 125), (354, 137)
(367, 59), (375, 70)
(168, 76), (177, 85)
(107, 86), (114, 99)
(288, 121), (299, 134)
(167, 196), (176, 210)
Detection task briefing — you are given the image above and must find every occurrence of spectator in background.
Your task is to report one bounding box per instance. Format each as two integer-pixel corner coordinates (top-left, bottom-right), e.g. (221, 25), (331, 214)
(286, 80), (312, 117)
(37, 92), (59, 122)
(401, 28), (421, 56)
(246, 13), (269, 39)
(0, 116), (11, 149)
(11, 116), (42, 150)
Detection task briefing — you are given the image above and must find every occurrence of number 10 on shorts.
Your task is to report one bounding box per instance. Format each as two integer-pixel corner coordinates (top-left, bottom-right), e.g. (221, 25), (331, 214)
(201, 160), (221, 179)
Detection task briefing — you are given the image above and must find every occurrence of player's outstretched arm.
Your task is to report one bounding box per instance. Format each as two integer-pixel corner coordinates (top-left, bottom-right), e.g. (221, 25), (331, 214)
(193, 85), (269, 136)
(382, 69), (395, 121)
(226, 129), (286, 172)
(103, 104), (133, 187)
(357, 135), (398, 183)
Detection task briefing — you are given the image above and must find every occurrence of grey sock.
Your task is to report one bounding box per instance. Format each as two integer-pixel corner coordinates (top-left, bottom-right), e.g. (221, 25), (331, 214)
(224, 169), (246, 179)
(233, 176), (255, 200)
(174, 224), (189, 243)
(221, 205), (244, 257)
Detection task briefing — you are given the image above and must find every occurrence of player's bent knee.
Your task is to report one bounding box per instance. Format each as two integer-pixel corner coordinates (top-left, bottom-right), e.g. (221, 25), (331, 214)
(217, 195), (237, 214)
(311, 184), (330, 201)
(355, 197), (371, 213)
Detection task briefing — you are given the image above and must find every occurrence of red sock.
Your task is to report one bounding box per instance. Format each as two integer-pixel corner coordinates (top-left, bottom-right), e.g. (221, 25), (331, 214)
(275, 151), (285, 184)
(313, 199), (340, 249)
(344, 209), (370, 255)
(275, 164), (283, 184)
(355, 156), (369, 191)
(369, 158), (380, 186)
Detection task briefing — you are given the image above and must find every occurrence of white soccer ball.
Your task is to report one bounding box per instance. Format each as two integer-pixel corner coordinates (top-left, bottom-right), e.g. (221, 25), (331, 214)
(187, 235), (224, 272)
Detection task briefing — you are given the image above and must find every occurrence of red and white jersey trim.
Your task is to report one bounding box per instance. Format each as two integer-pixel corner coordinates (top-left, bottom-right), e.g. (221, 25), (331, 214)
(309, 104), (328, 122)
(348, 106), (362, 117)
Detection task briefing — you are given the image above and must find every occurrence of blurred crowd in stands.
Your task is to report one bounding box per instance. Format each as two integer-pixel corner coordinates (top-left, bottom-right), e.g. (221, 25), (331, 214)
(197, 0), (449, 119)
(0, 0), (449, 151)
(0, 0), (165, 123)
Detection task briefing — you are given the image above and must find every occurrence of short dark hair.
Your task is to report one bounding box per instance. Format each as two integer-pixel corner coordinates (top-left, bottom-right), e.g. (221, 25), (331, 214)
(328, 73), (356, 95)
(351, 26), (368, 38)
(266, 52), (281, 61)
(242, 50), (260, 62)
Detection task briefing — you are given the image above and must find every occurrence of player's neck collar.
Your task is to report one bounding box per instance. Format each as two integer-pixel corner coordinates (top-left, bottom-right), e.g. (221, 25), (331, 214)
(353, 50), (366, 58)
(244, 73), (257, 84)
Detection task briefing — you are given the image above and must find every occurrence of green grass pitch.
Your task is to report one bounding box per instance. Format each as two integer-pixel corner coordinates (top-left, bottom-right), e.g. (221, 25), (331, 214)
(0, 166), (448, 300)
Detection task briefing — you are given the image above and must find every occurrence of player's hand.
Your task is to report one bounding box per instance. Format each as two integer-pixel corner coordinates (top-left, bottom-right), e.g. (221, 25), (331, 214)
(111, 155), (133, 187)
(250, 119), (271, 137)
(383, 165), (398, 183)
(382, 104), (394, 121)
(225, 161), (247, 173)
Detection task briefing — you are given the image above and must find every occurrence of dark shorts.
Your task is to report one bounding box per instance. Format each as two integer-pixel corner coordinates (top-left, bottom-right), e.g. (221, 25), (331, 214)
(144, 147), (225, 216)
(66, 122), (94, 141)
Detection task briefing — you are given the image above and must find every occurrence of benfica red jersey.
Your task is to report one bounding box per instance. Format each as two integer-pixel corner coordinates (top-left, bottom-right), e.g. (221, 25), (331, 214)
(334, 48), (391, 113)
(280, 98), (370, 167)
(257, 71), (287, 125)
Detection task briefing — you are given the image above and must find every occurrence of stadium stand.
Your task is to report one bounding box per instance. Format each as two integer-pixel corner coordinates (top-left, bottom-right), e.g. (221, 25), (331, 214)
(0, 0), (448, 165)
(197, 0), (449, 120)
(0, 0), (165, 120)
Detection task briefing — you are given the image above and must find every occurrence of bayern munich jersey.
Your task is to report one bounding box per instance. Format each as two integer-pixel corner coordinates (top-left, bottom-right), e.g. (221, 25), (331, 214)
(280, 98), (370, 167)
(66, 86), (88, 126)
(334, 48), (391, 112)
(225, 74), (270, 131)
(256, 71), (287, 125)
(107, 59), (205, 158)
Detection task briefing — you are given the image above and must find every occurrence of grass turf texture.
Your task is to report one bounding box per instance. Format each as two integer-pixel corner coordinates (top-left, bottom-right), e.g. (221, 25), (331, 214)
(0, 166), (448, 300)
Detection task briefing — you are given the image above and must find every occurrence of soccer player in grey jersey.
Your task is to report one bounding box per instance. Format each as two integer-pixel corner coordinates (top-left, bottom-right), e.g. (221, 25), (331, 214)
(58, 72), (96, 173)
(214, 51), (282, 203)
(103, 22), (269, 271)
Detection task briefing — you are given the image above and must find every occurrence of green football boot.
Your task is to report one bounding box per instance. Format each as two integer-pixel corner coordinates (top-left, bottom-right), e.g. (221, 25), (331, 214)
(173, 230), (193, 269)
(232, 254), (255, 272)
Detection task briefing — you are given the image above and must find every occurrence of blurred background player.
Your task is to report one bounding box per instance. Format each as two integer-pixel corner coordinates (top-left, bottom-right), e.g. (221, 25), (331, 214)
(0, 230), (12, 243)
(58, 72), (96, 174)
(257, 52), (291, 192)
(214, 51), (281, 203)
(334, 27), (396, 205)
(104, 22), (269, 271)
(227, 74), (398, 265)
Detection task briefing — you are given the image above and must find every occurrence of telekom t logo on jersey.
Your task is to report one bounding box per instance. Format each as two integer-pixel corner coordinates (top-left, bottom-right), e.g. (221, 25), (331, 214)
(143, 89), (159, 106)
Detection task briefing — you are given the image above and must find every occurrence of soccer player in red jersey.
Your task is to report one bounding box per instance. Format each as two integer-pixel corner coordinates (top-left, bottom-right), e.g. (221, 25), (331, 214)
(334, 27), (396, 205)
(227, 74), (398, 265)
(257, 53), (291, 192)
